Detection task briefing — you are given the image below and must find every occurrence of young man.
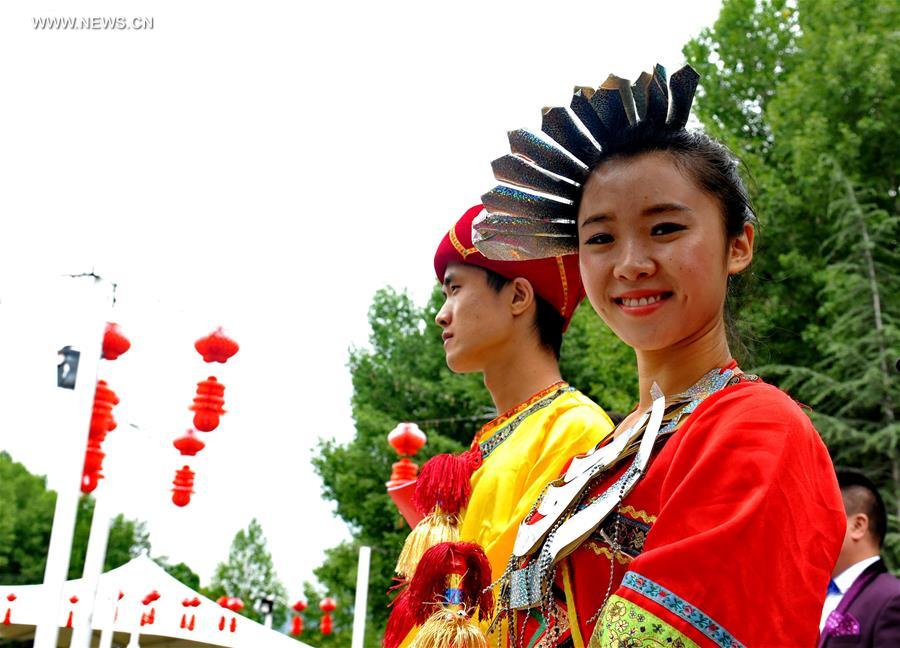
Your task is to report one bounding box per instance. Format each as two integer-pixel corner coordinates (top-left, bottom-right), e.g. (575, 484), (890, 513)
(819, 471), (900, 647)
(385, 204), (614, 647)
(430, 203), (613, 577)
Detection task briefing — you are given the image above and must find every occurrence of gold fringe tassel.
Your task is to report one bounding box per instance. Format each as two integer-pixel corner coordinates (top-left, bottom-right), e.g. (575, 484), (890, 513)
(410, 607), (487, 648)
(395, 508), (459, 578)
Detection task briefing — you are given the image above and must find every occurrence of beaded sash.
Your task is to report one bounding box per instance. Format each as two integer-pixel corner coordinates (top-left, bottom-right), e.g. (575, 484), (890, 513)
(493, 367), (751, 617)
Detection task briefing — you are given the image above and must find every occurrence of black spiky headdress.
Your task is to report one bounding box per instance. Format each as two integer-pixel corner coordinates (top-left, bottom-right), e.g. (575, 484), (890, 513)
(473, 64), (700, 260)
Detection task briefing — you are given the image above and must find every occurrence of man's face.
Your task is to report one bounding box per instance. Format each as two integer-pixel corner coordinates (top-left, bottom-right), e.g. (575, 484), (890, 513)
(434, 263), (514, 373)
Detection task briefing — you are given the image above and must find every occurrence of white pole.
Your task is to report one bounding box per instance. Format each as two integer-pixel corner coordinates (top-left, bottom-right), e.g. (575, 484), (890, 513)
(34, 277), (111, 648)
(351, 546), (371, 648)
(69, 496), (112, 648)
(96, 590), (116, 648)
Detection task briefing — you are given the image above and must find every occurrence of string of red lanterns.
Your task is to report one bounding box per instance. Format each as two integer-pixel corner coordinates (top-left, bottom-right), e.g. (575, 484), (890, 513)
(288, 597), (337, 636)
(320, 597), (336, 635)
(289, 600), (307, 636)
(170, 328), (238, 507)
(81, 323), (131, 493)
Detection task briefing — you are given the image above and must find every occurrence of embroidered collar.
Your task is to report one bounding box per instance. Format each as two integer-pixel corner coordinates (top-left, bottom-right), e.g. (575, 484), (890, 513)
(473, 382), (573, 462)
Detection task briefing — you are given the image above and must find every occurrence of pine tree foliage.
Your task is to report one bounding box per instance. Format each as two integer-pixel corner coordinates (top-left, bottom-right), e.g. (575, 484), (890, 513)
(686, 0), (899, 562)
(762, 162), (899, 555)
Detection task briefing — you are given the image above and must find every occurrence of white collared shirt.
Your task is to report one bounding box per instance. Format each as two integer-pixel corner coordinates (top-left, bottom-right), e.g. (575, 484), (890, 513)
(819, 555), (882, 630)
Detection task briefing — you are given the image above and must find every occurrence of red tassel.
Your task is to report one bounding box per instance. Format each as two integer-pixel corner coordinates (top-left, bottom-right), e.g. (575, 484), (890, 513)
(3, 609), (10, 625)
(383, 541), (493, 648)
(218, 616), (225, 631)
(413, 451), (480, 515)
(189, 615), (195, 630)
(230, 617), (237, 632)
(66, 611), (73, 628)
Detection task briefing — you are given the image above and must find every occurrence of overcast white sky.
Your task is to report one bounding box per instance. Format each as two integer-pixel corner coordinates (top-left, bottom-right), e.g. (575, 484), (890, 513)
(0, 0), (723, 605)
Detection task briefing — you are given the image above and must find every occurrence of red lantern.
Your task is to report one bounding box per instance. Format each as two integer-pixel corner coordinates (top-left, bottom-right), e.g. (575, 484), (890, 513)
(292, 600), (307, 613)
(171, 466), (195, 507)
(190, 377), (226, 432)
(195, 327), (239, 363)
(102, 322), (131, 360)
(387, 423), (426, 457)
(142, 591), (160, 606)
(173, 429), (205, 456)
(290, 615), (304, 635)
(81, 380), (121, 493)
(320, 597), (336, 635)
(227, 597), (244, 612)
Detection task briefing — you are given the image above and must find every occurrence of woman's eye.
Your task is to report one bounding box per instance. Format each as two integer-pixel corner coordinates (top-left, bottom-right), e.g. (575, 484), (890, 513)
(584, 232), (614, 245)
(650, 222), (687, 236)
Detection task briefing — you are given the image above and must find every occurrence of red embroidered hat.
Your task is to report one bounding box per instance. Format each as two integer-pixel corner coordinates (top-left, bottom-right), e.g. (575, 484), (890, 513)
(434, 204), (584, 330)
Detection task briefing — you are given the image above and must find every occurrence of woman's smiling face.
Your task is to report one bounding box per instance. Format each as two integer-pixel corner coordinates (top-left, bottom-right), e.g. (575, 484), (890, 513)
(577, 151), (753, 353)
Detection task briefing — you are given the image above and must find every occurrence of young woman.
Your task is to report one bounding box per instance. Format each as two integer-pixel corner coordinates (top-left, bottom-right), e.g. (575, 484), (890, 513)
(472, 65), (846, 647)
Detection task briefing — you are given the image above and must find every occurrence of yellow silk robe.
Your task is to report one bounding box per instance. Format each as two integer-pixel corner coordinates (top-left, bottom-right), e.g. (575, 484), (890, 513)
(396, 384), (612, 648)
(460, 383), (614, 581)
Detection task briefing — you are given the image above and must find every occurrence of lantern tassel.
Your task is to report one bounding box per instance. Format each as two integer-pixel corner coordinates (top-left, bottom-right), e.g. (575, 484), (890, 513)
(410, 606), (487, 648)
(395, 507), (459, 578)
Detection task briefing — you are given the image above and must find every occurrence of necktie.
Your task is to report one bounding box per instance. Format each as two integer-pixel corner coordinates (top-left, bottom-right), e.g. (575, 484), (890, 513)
(827, 579), (841, 596)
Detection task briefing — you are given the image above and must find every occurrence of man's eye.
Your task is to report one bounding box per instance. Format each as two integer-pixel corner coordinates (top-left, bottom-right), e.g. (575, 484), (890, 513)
(585, 233), (614, 245)
(651, 222), (687, 236)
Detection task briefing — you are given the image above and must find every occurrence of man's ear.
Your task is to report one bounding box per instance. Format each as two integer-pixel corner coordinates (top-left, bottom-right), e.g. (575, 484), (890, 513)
(509, 277), (535, 317)
(848, 512), (870, 541)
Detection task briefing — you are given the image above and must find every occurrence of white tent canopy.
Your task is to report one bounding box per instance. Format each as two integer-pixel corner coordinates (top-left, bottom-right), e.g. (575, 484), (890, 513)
(0, 556), (311, 647)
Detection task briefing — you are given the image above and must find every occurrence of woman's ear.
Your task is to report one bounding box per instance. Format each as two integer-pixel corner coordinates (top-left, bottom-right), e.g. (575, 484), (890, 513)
(727, 222), (755, 275)
(509, 277), (536, 317)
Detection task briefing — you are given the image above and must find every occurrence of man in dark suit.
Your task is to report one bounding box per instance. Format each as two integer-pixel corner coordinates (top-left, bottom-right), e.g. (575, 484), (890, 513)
(819, 471), (900, 646)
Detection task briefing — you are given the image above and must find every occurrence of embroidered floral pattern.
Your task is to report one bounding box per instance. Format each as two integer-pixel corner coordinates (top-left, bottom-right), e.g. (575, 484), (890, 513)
(621, 573), (744, 648)
(589, 596), (698, 648)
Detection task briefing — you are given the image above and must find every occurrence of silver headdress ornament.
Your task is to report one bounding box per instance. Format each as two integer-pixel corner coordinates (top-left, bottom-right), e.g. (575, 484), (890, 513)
(473, 64), (700, 261)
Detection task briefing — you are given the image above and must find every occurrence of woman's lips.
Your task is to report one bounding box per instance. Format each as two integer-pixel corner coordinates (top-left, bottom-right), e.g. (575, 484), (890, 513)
(613, 291), (673, 315)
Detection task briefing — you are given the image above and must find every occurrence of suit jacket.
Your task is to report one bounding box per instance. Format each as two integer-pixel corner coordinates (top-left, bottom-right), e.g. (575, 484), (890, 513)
(819, 559), (900, 647)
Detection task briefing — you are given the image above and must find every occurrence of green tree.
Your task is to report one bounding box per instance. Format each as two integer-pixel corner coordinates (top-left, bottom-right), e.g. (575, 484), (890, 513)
(69, 499), (151, 579)
(153, 556), (202, 590)
(684, 0), (900, 560)
(210, 518), (288, 627)
(764, 162), (899, 558)
(0, 452), (151, 585)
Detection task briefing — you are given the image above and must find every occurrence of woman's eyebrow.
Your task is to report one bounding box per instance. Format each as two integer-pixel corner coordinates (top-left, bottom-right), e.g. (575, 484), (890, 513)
(580, 213), (610, 229)
(641, 202), (691, 216)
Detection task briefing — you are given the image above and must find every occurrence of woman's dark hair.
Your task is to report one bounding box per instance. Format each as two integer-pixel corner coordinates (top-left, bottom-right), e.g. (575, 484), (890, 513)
(579, 125), (757, 238)
(483, 267), (564, 359)
(579, 125), (758, 358)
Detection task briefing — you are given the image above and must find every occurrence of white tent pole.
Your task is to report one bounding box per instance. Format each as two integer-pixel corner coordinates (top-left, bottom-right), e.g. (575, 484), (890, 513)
(351, 546), (371, 648)
(34, 276), (111, 648)
(96, 590), (116, 648)
(69, 495), (112, 648)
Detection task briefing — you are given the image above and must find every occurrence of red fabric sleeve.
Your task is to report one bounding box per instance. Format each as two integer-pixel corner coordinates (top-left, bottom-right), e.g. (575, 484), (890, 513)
(618, 382), (845, 646)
